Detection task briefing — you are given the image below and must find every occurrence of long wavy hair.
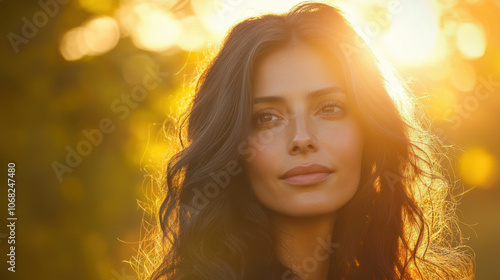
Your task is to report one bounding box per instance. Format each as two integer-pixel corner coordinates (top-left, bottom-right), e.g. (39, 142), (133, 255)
(132, 2), (474, 279)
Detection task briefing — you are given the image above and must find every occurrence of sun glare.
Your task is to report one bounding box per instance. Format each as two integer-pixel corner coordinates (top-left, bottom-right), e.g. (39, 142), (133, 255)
(130, 4), (181, 52)
(62, 0), (451, 66)
(378, 1), (441, 65)
(190, 0), (311, 40)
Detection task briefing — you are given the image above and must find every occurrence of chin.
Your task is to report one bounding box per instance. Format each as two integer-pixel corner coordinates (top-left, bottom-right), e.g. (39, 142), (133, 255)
(274, 192), (354, 218)
(277, 202), (344, 218)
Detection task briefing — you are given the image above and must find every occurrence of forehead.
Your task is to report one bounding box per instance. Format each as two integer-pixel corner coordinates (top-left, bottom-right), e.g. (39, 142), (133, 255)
(252, 44), (345, 98)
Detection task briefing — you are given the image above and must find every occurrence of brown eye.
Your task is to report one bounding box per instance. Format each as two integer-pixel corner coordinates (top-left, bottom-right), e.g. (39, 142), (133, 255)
(253, 110), (280, 128)
(319, 101), (345, 116)
(258, 114), (273, 123)
(321, 105), (338, 113)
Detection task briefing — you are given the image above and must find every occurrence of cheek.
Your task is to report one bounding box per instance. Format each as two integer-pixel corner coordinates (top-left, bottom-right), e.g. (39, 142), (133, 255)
(320, 121), (364, 175)
(245, 131), (284, 190)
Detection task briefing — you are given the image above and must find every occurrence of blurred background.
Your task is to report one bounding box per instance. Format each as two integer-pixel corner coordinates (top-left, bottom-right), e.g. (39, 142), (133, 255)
(0, 0), (499, 279)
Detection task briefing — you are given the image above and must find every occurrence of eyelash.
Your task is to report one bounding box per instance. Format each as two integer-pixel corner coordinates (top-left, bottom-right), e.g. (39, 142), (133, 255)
(252, 101), (346, 128)
(319, 101), (345, 116)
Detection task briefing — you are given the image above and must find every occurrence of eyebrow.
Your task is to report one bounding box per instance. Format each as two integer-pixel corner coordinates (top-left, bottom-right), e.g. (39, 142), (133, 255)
(252, 86), (346, 105)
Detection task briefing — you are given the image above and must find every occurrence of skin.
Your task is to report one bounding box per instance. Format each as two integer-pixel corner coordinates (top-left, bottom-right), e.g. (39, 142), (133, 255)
(245, 43), (364, 279)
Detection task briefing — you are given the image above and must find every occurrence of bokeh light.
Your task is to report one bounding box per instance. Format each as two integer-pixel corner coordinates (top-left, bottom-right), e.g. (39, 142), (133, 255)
(5, 0), (500, 279)
(456, 21), (487, 60)
(459, 147), (496, 187)
(130, 3), (181, 52)
(59, 27), (88, 61)
(191, 0), (307, 38)
(177, 16), (210, 52)
(378, 0), (441, 65)
(59, 16), (120, 60)
(83, 16), (120, 55)
(428, 85), (458, 119)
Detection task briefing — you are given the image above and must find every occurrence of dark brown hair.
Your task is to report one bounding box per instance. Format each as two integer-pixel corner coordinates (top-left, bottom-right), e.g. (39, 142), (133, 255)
(133, 2), (474, 279)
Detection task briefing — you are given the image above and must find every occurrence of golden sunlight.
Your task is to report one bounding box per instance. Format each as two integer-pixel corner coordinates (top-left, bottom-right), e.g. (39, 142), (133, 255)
(130, 3), (181, 52)
(190, 0), (308, 39)
(83, 16), (120, 56)
(459, 147), (496, 188)
(59, 27), (88, 61)
(455, 21), (487, 60)
(378, 0), (441, 65)
(78, 0), (114, 14)
(450, 59), (477, 92)
(177, 16), (211, 52)
(428, 85), (458, 120)
(59, 16), (120, 61)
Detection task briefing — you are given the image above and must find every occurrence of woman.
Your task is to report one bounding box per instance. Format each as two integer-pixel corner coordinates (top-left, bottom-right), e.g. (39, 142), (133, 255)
(134, 2), (474, 279)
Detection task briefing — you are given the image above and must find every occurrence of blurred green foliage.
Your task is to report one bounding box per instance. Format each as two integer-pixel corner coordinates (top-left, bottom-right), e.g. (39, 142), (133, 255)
(0, 0), (499, 279)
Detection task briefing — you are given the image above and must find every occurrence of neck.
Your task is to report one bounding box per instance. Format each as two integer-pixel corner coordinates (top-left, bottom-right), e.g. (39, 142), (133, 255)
(272, 212), (338, 280)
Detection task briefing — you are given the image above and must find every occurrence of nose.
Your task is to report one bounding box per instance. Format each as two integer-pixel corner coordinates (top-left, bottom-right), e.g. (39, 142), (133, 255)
(287, 113), (318, 155)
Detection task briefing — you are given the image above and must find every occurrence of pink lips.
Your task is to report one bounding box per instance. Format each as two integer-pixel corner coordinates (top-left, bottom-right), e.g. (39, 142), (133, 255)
(280, 164), (333, 186)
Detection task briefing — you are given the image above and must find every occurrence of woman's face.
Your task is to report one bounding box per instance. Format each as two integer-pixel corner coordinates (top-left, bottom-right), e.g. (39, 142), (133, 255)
(245, 44), (364, 218)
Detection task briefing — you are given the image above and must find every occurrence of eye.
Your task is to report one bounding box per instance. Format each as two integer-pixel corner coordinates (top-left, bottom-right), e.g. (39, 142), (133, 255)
(319, 101), (345, 116)
(252, 110), (281, 128)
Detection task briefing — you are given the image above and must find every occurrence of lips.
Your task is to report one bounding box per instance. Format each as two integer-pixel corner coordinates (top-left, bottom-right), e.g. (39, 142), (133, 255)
(280, 164), (334, 186)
